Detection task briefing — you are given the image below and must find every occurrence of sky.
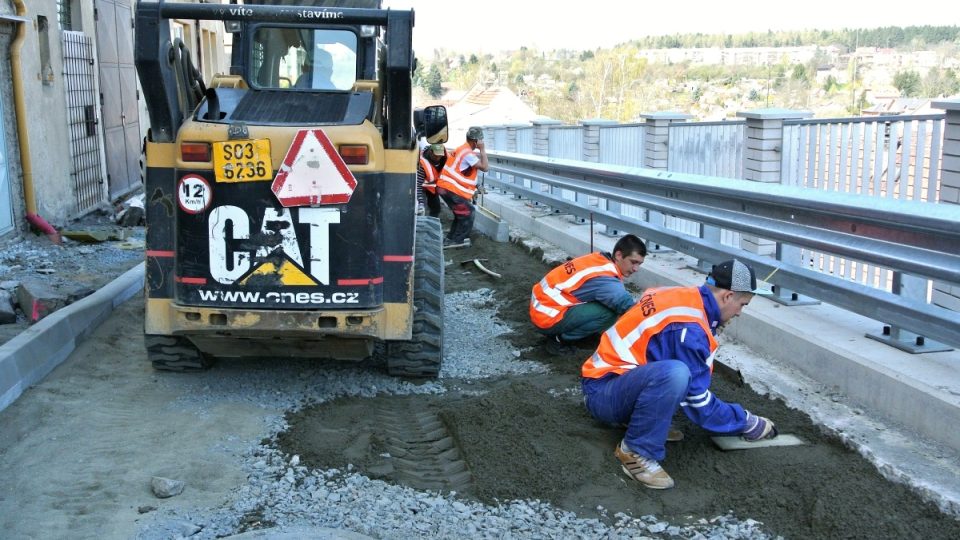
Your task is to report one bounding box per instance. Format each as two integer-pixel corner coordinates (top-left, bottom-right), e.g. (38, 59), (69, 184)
(381, 0), (950, 54)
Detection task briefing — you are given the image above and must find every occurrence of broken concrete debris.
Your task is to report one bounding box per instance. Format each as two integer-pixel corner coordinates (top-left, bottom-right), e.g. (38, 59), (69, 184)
(15, 280), (67, 324)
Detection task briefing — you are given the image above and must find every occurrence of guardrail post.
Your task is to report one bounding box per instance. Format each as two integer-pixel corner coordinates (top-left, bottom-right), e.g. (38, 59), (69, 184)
(581, 119), (617, 228)
(532, 118), (562, 208)
(641, 112), (692, 252)
(738, 108), (819, 306)
(865, 272), (952, 353)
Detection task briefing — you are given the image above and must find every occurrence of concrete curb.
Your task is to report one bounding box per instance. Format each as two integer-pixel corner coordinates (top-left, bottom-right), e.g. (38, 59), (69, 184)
(0, 262), (145, 413)
(474, 204), (509, 242)
(483, 193), (960, 451)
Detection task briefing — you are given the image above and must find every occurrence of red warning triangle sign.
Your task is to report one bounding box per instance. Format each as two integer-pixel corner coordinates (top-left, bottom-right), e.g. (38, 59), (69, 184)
(271, 129), (358, 207)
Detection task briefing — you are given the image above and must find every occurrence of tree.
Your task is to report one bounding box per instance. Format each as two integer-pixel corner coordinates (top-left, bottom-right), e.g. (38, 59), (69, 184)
(822, 74), (839, 93)
(425, 64), (443, 98)
(691, 86), (703, 103)
(924, 67), (960, 97)
(791, 63), (808, 82)
(892, 70), (922, 97)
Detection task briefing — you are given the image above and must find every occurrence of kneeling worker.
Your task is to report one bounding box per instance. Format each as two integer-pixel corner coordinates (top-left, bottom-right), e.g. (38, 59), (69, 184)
(581, 259), (778, 489)
(530, 234), (646, 354)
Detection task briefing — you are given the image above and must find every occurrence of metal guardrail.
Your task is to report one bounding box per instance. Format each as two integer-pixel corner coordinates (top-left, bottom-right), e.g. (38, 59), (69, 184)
(484, 150), (960, 350)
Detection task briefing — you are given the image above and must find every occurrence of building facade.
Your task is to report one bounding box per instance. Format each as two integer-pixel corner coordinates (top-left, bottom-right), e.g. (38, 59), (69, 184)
(0, 0), (226, 241)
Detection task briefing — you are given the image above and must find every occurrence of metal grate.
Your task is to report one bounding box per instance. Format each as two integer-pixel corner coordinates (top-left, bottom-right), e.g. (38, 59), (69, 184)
(62, 31), (106, 214)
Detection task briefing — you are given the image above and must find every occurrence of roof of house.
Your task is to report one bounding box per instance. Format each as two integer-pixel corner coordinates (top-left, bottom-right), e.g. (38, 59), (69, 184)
(442, 84), (540, 142)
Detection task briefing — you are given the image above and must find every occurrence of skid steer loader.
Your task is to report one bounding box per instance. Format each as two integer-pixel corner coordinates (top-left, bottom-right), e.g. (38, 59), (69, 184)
(134, 0), (447, 377)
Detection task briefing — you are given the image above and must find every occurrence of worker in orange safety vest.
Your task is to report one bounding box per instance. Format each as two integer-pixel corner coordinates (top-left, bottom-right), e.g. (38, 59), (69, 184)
(530, 234), (646, 355)
(581, 259), (778, 489)
(436, 126), (488, 249)
(417, 143), (446, 218)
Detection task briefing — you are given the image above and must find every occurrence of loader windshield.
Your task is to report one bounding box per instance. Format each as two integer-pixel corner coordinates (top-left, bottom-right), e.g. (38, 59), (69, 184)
(251, 27), (357, 91)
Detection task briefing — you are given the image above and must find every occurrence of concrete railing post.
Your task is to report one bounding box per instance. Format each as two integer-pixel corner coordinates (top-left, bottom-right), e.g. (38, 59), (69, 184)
(579, 119), (617, 226)
(503, 123), (525, 198)
(531, 119), (561, 207)
(640, 112), (692, 251)
(928, 99), (960, 343)
(479, 124), (504, 196)
(737, 108), (818, 306)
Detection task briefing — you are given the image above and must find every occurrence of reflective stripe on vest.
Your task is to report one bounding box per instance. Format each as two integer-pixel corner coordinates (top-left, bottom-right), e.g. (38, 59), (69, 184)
(529, 253), (621, 329)
(437, 143), (478, 200)
(581, 286), (717, 379)
(419, 155), (440, 194)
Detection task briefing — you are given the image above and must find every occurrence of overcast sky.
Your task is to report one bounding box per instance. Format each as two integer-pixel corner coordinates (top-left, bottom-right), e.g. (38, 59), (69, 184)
(382, 0), (949, 54)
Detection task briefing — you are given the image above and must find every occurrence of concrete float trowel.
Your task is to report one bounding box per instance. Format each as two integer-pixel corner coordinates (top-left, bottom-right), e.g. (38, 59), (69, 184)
(709, 359), (805, 451)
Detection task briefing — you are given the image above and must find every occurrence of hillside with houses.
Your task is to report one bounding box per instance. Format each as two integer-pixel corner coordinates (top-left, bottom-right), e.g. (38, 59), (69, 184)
(415, 26), (960, 133)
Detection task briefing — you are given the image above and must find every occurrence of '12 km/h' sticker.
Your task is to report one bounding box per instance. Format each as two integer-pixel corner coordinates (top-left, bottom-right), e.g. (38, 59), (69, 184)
(177, 174), (213, 214)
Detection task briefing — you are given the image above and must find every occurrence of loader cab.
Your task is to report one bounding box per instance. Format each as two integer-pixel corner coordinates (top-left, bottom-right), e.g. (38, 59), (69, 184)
(247, 27), (358, 91)
(232, 22), (379, 92)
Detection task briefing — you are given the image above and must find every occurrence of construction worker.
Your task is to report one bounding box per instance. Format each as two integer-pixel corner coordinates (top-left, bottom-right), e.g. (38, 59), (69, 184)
(417, 143), (445, 218)
(436, 126), (488, 248)
(581, 259), (778, 490)
(530, 234), (646, 355)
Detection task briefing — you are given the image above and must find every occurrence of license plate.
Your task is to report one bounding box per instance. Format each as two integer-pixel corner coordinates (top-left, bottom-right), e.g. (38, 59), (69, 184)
(212, 139), (273, 183)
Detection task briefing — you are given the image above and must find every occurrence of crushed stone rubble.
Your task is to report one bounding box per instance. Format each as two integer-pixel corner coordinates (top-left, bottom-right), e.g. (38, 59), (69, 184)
(0, 230), (144, 326)
(137, 289), (776, 539)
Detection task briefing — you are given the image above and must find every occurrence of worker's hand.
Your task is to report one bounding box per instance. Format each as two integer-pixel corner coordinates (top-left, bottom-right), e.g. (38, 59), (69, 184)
(742, 412), (778, 442)
(475, 140), (485, 151)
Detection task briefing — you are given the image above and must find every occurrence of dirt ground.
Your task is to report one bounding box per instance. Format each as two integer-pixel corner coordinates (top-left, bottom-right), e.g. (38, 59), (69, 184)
(1, 213), (958, 538)
(280, 232), (960, 539)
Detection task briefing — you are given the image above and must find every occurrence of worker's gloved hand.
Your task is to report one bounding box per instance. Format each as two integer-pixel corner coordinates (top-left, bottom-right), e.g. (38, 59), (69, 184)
(742, 412), (778, 442)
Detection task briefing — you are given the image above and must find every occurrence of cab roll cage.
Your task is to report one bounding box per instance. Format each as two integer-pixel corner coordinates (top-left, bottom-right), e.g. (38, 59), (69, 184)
(135, 0), (414, 147)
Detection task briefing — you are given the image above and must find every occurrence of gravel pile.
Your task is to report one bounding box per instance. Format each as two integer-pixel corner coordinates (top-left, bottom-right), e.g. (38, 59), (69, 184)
(137, 292), (776, 540)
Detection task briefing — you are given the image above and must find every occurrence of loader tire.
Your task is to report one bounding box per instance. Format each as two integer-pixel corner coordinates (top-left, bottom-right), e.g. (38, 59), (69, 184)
(387, 216), (444, 378)
(146, 335), (214, 372)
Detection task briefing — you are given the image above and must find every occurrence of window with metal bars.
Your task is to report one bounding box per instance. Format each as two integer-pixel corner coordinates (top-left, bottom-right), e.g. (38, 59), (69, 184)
(57, 0), (73, 31)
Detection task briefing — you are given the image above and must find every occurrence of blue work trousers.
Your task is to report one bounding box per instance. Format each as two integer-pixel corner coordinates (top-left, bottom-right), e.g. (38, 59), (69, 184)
(538, 301), (618, 343)
(581, 360), (690, 461)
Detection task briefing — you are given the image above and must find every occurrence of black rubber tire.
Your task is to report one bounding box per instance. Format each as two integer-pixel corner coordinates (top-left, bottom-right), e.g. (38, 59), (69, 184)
(386, 216), (444, 378)
(145, 335), (214, 372)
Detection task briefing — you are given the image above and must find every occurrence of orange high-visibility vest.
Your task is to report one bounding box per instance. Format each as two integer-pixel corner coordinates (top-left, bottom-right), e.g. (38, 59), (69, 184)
(437, 142), (479, 200)
(581, 286), (717, 379)
(530, 252), (622, 330)
(419, 154), (443, 194)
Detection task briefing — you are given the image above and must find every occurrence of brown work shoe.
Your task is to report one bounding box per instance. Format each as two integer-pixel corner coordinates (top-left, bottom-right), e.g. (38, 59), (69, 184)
(614, 441), (675, 489)
(667, 428), (684, 442)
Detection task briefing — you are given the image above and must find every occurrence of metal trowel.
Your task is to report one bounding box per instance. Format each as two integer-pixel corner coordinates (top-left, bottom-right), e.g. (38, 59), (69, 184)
(711, 434), (805, 451)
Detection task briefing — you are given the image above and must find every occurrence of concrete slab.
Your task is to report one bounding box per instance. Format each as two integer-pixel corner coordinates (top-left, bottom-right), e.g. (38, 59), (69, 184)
(711, 434), (806, 451)
(474, 204), (509, 242)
